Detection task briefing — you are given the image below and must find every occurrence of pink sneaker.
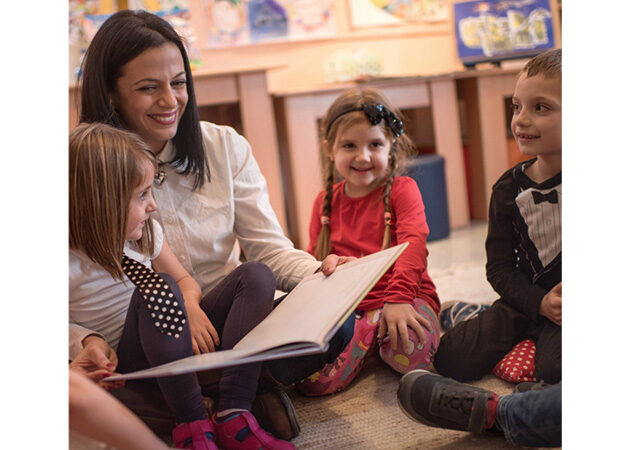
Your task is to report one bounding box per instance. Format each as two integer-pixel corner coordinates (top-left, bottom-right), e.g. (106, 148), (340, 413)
(212, 411), (295, 449)
(172, 418), (218, 450)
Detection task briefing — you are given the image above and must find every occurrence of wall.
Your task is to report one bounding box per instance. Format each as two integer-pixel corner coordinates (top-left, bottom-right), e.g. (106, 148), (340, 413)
(186, 0), (464, 94)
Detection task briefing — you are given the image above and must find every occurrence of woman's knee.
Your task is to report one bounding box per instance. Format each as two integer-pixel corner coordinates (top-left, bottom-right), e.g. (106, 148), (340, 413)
(236, 262), (276, 296)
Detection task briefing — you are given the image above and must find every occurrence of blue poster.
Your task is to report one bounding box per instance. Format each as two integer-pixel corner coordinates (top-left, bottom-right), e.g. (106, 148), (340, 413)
(454, 0), (555, 66)
(247, 0), (288, 42)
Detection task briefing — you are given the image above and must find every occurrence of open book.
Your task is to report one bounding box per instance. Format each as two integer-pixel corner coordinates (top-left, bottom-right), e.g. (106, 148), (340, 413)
(108, 243), (408, 381)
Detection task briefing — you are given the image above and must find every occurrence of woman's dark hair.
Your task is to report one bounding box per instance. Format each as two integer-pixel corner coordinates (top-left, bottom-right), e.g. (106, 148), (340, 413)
(79, 9), (209, 189)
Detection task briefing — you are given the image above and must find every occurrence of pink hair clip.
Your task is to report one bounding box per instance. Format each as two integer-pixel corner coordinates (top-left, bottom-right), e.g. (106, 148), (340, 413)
(320, 216), (330, 225)
(384, 212), (392, 225)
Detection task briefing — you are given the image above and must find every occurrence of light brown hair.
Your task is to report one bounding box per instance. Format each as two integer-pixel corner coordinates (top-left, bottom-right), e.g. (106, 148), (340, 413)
(315, 87), (416, 260)
(69, 122), (157, 279)
(521, 48), (561, 80)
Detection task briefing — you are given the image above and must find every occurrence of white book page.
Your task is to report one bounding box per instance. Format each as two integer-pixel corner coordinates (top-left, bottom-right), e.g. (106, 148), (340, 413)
(235, 243), (408, 351)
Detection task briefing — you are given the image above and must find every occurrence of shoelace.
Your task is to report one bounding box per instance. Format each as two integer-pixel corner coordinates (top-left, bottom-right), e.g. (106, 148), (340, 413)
(437, 389), (475, 415)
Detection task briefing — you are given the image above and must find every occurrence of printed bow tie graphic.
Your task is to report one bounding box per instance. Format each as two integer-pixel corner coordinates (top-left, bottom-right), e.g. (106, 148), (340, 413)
(532, 190), (558, 204)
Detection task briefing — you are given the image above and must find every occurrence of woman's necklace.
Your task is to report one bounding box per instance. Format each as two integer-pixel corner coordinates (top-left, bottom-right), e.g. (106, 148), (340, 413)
(155, 159), (168, 185)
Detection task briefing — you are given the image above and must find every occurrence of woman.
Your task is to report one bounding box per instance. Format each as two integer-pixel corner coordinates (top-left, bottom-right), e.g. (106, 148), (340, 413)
(73, 8), (355, 448)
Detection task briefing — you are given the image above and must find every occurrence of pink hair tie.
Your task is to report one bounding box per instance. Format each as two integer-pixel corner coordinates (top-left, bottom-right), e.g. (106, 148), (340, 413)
(321, 216), (330, 225)
(384, 212), (392, 225)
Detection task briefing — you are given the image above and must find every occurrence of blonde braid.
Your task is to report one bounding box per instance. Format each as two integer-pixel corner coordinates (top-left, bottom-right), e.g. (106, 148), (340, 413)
(381, 141), (399, 249)
(315, 157), (335, 260)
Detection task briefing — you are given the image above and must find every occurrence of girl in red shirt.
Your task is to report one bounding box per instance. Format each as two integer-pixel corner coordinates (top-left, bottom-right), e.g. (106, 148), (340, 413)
(298, 88), (442, 396)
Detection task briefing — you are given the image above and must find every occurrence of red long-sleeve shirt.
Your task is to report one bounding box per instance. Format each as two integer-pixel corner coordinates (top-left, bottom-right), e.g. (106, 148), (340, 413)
(308, 176), (440, 314)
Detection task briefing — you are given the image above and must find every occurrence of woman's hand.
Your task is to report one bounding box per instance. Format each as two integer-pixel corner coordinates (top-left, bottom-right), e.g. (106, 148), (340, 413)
(187, 303), (220, 354)
(319, 254), (357, 276)
(378, 303), (431, 355)
(70, 336), (124, 390)
(539, 282), (562, 326)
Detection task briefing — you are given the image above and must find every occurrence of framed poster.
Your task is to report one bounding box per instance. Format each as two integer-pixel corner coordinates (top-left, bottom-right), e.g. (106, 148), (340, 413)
(454, 0), (556, 67)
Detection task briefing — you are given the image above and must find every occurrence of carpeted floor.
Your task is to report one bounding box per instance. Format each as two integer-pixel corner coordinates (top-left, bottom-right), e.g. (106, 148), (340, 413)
(288, 356), (517, 449)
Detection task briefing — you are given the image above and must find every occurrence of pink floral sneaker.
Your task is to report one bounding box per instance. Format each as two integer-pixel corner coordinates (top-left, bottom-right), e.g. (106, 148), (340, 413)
(212, 411), (295, 449)
(172, 418), (218, 450)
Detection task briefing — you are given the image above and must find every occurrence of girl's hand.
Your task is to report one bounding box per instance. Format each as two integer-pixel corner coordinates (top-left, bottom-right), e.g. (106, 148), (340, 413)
(319, 254), (357, 276)
(539, 282), (562, 326)
(187, 303), (220, 354)
(378, 303), (431, 355)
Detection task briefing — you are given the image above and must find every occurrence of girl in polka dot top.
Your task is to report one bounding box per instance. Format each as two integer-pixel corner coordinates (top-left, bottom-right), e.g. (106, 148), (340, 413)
(69, 123), (294, 449)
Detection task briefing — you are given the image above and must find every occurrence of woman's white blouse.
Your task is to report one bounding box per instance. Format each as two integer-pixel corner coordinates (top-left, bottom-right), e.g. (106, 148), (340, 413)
(151, 122), (319, 296)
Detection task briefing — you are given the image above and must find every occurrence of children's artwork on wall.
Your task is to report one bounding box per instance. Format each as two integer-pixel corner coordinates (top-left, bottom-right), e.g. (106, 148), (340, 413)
(69, 1), (116, 47)
(128, 0), (202, 67)
(248, 0), (289, 42)
(70, 0), (201, 82)
(454, 0), (555, 67)
(69, 0), (118, 82)
(421, 0), (449, 22)
(283, 0), (336, 39)
(204, 0), (336, 48)
(205, 0), (250, 46)
(348, 0), (448, 28)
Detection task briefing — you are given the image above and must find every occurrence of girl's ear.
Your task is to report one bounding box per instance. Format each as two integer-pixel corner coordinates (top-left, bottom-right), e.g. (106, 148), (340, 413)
(323, 139), (334, 161)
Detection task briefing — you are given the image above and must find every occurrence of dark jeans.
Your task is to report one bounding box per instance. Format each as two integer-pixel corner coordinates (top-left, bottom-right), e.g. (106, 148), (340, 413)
(497, 384), (562, 447)
(434, 299), (561, 383)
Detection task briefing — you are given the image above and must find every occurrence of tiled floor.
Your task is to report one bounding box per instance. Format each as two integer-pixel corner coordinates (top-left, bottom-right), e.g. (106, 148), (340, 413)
(426, 221), (497, 306)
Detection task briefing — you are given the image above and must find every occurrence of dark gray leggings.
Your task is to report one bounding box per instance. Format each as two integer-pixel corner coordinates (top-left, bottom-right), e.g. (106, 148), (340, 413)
(117, 261), (276, 422)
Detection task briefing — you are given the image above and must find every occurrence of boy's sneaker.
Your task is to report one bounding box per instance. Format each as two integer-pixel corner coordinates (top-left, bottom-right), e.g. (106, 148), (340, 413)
(172, 418), (218, 450)
(397, 369), (497, 434)
(212, 411), (295, 449)
(439, 301), (490, 332)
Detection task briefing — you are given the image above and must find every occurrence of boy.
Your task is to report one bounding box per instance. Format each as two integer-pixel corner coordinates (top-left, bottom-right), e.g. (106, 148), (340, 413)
(433, 48), (562, 384)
